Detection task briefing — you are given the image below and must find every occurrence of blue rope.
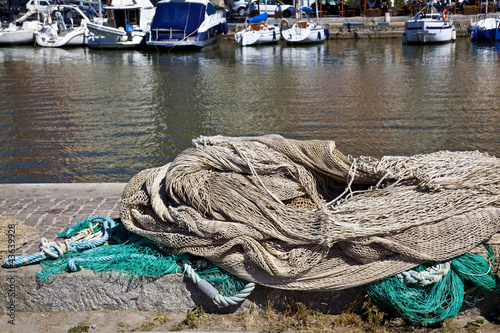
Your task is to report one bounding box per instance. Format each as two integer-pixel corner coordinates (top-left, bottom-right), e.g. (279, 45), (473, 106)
(2, 215), (115, 268)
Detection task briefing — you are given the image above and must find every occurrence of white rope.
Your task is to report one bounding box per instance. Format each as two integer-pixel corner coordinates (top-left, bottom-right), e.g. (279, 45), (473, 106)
(326, 158), (357, 209)
(397, 262), (451, 286)
(229, 142), (284, 205)
(453, 260), (492, 277)
(38, 224), (103, 259)
(182, 260), (255, 306)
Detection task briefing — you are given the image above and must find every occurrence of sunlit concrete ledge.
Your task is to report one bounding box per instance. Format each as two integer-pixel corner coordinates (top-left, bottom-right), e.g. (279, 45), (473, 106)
(0, 183), (499, 318)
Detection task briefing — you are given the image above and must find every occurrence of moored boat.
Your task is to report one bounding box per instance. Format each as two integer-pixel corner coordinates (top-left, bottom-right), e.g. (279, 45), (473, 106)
(87, 0), (156, 49)
(281, 6), (328, 45)
(146, 0), (228, 50)
(234, 12), (280, 46)
(0, 9), (43, 45)
(402, 5), (456, 44)
(470, 17), (500, 42)
(35, 5), (90, 48)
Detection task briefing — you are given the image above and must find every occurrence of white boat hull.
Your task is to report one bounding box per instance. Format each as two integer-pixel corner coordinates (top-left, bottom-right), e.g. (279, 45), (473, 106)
(0, 30), (35, 44)
(0, 21), (42, 45)
(87, 32), (146, 49)
(404, 19), (455, 44)
(35, 28), (86, 47)
(87, 22), (146, 49)
(235, 26), (280, 46)
(282, 22), (327, 44)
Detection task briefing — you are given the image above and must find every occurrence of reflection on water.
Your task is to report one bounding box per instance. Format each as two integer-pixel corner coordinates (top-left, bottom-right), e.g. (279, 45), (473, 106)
(0, 38), (498, 183)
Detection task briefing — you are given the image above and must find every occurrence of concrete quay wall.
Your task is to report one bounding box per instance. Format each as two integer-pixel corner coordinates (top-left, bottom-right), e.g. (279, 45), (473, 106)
(224, 15), (475, 40)
(0, 183), (499, 319)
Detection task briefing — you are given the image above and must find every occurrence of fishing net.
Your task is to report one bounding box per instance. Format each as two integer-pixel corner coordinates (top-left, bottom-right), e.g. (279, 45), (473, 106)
(37, 217), (249, 298)
(119, 135), (500, 292)
(363, 245), (500, 324)
(19, 134), (499, 324)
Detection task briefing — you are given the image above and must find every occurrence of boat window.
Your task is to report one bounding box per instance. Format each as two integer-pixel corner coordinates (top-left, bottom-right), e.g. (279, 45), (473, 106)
(207, 2), (215, 15)
(108, 9), (137, 29)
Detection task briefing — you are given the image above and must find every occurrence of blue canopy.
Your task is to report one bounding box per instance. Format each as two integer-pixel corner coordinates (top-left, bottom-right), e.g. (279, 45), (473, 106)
(299, 6), (312, 13)
(151, 2), (206, 34)
(248, 12), (268, 24)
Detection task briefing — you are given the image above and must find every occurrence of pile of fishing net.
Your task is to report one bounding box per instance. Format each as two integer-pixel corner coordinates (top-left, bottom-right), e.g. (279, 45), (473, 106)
(119, 134), (500, 323)
(34, 217), (250, 300)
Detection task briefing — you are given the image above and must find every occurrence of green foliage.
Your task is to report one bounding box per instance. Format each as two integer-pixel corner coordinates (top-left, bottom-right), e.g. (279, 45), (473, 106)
(394, 0), (405, 8)
(362, 300), (386, 332)
(67, 322), (90, 333)
(170, 306), (205, 331)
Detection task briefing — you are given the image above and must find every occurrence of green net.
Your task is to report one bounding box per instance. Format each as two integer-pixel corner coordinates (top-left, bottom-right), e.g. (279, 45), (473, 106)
(363, 246), (500, 324)
(38, 219), (249, 298)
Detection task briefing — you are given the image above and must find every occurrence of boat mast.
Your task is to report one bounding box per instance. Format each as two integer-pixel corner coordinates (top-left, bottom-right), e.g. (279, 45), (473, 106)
(315, 0), (319, 21)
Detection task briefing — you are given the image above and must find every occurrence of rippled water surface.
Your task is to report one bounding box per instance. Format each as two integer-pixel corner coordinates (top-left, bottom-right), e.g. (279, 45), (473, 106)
(0, 38), (498, 182)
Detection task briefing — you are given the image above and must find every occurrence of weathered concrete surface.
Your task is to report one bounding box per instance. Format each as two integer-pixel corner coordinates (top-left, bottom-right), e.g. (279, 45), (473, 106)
(0, 183), (499, 332)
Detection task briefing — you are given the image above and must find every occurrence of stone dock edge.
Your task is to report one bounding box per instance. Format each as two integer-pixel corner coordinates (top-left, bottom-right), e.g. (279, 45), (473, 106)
(222, 14), (478, 40)
(0, 184), (499, 320)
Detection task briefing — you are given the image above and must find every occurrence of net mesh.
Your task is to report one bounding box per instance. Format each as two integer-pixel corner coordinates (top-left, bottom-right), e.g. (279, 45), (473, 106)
(363, 246), (500, 324)
(119, 135), (500, 291)
(37, 219), (249, 297)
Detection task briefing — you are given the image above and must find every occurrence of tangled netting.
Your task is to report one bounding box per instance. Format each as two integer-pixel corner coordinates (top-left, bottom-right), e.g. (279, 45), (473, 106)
(36, 217), (249, 298)
(120, 135), (500, 297)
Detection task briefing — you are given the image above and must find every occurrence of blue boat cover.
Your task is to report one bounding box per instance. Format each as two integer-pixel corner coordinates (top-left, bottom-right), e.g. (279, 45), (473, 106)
(151, 2), (207, 34)
(299, 6), (312, 13)
(248, 12), (268, 23)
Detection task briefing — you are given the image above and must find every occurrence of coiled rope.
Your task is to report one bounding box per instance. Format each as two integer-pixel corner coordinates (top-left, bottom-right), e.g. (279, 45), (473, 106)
(3, 215), (115, 268)
(398, 262), (451, 286)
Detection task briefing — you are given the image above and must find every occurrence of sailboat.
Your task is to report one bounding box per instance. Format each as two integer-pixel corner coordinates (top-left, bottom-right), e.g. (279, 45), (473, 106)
(281, 6), (329, 44)
(87, 0), (156, 49)
(0, 8), (44, 45)
(234, 12), (280, 46)
(470, 0), (500, 42)
(35, 5), (91, 47)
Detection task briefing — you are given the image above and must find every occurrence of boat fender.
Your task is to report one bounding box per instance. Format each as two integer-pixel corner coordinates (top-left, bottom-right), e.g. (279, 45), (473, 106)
(324, 28), (330, 38)
(273, 29), (276, 40)
(442, 9), (448, 21)
(219, 22), (229, 35)
(280, 19), (289, 31)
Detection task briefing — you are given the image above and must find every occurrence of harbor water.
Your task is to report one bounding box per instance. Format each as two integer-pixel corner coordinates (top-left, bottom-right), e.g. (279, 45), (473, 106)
(0, 38), (499, 183)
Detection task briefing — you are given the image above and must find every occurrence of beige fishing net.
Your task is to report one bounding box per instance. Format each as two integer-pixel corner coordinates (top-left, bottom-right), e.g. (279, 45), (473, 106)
(120, 135), (500, 291)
